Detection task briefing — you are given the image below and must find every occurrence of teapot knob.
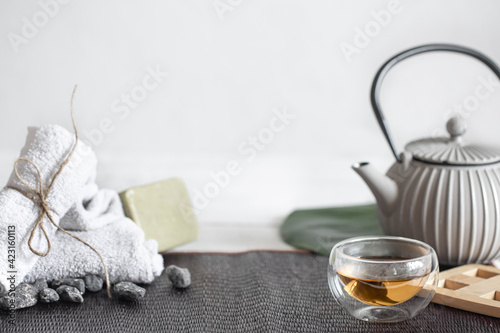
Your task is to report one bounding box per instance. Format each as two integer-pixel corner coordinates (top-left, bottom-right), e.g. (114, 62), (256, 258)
(446, 116), (467, 140)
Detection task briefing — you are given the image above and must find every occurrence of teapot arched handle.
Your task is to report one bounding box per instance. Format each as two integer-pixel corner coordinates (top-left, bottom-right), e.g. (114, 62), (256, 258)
(371, 43), (500, 163)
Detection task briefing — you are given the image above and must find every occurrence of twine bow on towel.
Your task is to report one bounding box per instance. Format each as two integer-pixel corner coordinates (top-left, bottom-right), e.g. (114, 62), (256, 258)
(6, 86), (112, 298)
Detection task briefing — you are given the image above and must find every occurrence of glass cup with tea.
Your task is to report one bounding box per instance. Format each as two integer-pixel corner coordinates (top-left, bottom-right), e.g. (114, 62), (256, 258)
(328, 236), (439, 322)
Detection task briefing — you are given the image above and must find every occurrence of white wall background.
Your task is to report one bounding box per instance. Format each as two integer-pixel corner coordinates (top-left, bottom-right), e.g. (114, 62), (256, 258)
(1, 0), (500, 226)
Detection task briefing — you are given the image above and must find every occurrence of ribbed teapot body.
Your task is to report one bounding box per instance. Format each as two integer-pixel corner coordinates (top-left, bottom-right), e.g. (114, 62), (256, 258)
(380, 161), (500, 265)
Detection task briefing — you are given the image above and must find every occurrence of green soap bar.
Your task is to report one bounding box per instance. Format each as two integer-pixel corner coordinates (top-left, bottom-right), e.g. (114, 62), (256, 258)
(119, 178), (198, 252)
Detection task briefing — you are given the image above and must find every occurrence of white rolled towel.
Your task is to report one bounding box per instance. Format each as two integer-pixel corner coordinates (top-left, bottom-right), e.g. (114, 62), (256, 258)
(23, 215), (164, 284)
(0, 125), (96, 293)
(51, 187), (164, 283)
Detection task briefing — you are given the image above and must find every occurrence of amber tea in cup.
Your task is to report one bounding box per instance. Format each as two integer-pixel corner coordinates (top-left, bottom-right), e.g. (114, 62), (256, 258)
(328, 236), (439, 322)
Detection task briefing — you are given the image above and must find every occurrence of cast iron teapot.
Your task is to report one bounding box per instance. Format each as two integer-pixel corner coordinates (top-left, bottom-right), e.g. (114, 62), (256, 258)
(354, 44), (500, 265)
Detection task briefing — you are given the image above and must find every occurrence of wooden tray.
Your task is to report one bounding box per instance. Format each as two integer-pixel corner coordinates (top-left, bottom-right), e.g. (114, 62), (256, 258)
(432, 264), (500, 318)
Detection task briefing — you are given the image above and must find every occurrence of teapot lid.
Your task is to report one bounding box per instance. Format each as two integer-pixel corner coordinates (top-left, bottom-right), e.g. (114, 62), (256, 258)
(405, 117), (500, 165)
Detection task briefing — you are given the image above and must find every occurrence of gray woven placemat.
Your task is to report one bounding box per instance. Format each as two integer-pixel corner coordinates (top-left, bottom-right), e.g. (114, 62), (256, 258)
(1, 251), (499, 332)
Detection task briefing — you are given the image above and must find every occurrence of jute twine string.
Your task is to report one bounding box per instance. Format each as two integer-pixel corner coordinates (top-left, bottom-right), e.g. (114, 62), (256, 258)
(7, 86), (112, 298)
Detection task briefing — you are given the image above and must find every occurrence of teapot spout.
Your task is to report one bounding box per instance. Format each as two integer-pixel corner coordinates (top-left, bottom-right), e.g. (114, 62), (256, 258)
(352, 162), (398, 216)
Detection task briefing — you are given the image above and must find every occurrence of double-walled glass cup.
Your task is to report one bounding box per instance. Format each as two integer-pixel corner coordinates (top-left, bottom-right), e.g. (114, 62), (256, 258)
(328, 236), (439, 322)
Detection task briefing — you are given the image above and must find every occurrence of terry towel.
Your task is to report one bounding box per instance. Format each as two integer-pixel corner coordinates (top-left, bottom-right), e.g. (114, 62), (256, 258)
(27, 187), (164, 283)
(0, 124), (164, 293)
(24, 190), (164, 284)
(0, 125), (97, 293)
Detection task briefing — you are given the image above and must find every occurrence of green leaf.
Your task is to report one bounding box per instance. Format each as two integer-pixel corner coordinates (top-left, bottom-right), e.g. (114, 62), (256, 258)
(280, 204), (383, 256)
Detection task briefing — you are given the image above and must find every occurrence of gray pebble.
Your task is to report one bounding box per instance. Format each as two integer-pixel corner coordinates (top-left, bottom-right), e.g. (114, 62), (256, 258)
(113, 282), (145, 301)
(39, 288), (59, 303)
(34, 279), (48, 292)
(166, 265), (191, 288)
(52, 278), (85, 294)
(84, 274), (103, 292)
(56, 285), (84, 303)
(0, 283), (38, 310)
